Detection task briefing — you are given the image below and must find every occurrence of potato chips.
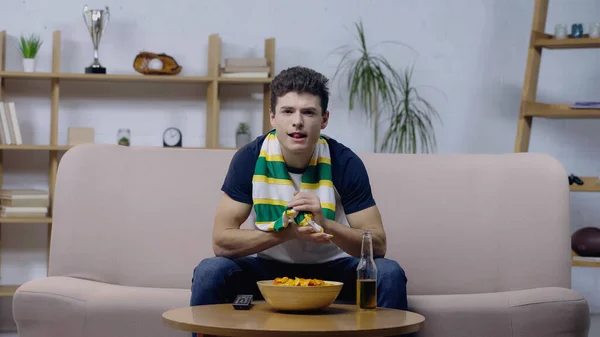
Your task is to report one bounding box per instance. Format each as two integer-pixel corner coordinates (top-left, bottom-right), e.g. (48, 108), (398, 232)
(273, 277), (332, 286)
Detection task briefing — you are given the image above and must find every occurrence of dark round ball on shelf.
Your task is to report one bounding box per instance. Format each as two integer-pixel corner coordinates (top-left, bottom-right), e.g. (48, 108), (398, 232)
(572, 227), (600, 257)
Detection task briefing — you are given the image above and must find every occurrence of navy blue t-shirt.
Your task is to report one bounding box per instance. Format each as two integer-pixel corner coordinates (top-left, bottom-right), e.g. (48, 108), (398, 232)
(221, 133), (376, 215)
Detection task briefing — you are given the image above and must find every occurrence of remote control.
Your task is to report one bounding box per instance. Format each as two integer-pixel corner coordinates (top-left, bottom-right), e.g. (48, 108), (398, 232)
(232, 294), (253, 310)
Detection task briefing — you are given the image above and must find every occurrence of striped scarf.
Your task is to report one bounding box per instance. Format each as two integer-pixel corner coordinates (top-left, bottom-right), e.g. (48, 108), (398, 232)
(252, 131), (336, 232)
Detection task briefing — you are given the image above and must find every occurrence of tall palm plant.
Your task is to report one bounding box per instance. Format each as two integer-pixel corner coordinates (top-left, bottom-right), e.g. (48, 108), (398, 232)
(380, 65), (441, 153)
(331, 20), (440, 153)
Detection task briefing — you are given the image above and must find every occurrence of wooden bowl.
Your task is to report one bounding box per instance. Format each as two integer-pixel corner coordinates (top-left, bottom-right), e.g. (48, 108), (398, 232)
(257, 279), (343, 311)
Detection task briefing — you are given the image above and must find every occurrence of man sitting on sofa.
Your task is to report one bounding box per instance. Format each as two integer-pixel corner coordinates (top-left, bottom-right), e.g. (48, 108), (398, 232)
(190, 66), (408, 312)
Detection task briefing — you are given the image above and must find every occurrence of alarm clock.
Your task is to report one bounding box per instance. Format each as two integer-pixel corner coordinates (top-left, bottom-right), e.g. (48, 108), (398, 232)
(163, 127), (182, 147)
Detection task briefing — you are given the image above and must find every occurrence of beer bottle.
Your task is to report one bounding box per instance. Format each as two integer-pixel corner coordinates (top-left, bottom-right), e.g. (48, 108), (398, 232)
(356, 230), (377, 310)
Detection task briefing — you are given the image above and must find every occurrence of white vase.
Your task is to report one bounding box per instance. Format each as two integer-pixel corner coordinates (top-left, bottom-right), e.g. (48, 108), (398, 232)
(22, 58), (35, 72)
(236, 133), (251, 148)
(555, 24), (568, 39)
(590, 23), (600, 39)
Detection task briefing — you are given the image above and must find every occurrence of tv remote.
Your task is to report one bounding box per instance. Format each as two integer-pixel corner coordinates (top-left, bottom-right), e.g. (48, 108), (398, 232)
(232, 294), (253, 310)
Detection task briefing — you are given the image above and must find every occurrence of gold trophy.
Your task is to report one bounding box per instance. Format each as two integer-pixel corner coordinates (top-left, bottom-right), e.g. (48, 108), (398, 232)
(83, 5), (110, 74)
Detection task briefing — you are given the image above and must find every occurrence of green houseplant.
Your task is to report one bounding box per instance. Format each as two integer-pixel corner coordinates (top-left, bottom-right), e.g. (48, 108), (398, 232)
(18, 34), (43, 72)
(331, 20), (441, 153)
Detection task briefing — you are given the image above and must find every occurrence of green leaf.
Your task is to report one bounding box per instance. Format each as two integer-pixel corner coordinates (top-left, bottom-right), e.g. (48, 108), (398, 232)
(17, 34), (43, 59)
(330, 19), (442, 153)
(379, 66), (441, 153)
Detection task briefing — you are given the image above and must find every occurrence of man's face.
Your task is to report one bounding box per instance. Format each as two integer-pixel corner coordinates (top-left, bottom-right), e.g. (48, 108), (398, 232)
(270, 91), (329, 155)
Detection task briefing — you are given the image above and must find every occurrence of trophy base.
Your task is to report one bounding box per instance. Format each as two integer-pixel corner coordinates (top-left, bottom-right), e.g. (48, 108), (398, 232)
(85, 66), (106, 74)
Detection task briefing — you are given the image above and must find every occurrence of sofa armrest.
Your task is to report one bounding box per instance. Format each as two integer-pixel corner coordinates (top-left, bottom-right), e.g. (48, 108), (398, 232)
(13, 277), (89, 337)
(408, 287), (590, 337)
(13, 275), (191, 337)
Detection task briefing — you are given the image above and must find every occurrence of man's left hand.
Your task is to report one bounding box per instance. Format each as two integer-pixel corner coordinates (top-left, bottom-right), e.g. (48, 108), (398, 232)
(287, 191), (326, 228)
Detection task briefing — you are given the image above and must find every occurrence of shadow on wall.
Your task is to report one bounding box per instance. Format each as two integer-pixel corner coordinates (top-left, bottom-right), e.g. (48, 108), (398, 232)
(466, 1), (530, 154)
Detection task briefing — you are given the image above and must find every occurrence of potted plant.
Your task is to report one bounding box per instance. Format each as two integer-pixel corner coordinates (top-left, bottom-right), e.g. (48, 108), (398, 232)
(117, 128), (130, 146)
(18, 34), (43, 72)
(331, 20), (441, 153)
(236, 122), (251, 148)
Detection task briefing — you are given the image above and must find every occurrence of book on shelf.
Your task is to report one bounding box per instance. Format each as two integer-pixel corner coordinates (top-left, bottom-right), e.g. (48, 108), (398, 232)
(0, 189), (49, 217)
(570, 101), (600, 109)
(220, 72), (269, 78)
(0, 101), (23, 145)
(224, 58), (267, 67)
(223, 66), (269, 73)
(221, 58), (270, 78)
(0, 206), (47, 218)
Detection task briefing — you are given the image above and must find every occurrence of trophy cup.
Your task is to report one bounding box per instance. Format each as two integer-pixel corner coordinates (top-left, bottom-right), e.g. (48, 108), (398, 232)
(83, 5), (110, 74)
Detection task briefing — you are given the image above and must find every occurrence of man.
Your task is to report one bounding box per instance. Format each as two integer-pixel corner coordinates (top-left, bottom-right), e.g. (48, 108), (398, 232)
(190, 66), (408, 312)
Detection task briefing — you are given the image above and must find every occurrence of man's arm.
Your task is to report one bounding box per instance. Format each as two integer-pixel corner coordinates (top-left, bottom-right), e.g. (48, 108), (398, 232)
(213, 141), (287, 258)
(323, 207), (386, 258)
(288, 146), (387, 258)
(287, 193), (386, 258)
(330, 150), (387, 258)
(212, 193), (287, 258)
(212, 193), (334, 258)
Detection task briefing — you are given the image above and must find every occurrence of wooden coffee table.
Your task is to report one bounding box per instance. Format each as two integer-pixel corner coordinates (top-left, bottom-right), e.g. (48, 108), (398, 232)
(162, 301), (425, 337)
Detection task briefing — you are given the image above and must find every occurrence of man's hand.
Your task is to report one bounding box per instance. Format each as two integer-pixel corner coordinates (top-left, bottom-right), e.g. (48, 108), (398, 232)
(284, 191), (332, 244)
(284, 224), (332, 244)
(287, 191), (326, 226)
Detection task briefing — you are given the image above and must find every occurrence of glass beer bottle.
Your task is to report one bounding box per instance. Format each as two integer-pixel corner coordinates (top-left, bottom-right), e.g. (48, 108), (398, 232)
(356, 230), (377, 310)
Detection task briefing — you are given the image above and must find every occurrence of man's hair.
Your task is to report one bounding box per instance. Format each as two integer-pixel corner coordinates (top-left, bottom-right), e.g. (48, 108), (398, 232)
(270, 66), (330, 115)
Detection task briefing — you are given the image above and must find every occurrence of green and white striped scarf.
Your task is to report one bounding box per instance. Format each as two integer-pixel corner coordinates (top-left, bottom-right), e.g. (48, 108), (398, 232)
(252, 130), (336, 232)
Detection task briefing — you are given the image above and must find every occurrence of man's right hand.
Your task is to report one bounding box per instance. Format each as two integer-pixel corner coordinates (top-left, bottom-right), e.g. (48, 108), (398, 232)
(283, 223), (333, 244)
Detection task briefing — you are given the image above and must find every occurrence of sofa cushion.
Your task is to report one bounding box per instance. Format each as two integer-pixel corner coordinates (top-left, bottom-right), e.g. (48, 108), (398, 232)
(408, 287), (590, 337)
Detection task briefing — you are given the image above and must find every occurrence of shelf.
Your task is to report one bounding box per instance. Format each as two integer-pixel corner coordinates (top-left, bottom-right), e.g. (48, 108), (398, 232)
(0, 217), (52, 223)
(218, 77), (273, 84)
(0, 145), (239, 151)
(0, 72), (54, 80)
(0, 145), (71, 150)
(0, 285), (20, 296)
(0, 71), (274, 84)
(573, 257), (600, 267)
(569, 176), (600, 192)
(0, 30), (276, 290)
(573, 250), (600, 267)
(0, 71), (213, 83)
(535, 33), (600, 49)
(523, 102), (600, 118)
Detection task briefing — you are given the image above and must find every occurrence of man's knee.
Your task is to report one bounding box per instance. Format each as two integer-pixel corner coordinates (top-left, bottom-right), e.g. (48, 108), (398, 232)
(375, 258), (408, 311)
(190, 256), (242, 307)
(375, 258), (407, 284)
(191, 256), (239, 286)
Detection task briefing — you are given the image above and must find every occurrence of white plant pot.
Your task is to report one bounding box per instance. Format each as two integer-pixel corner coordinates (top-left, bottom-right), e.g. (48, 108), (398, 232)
(236, 133), (251, 148)
(22, 58), (35, 72)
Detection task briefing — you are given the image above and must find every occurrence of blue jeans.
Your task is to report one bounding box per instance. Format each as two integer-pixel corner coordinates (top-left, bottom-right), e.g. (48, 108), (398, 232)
(190, 255), (408, 309)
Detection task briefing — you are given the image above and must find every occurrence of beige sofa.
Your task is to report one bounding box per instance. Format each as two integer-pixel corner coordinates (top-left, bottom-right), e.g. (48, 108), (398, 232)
(12, 144), (590, 337)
